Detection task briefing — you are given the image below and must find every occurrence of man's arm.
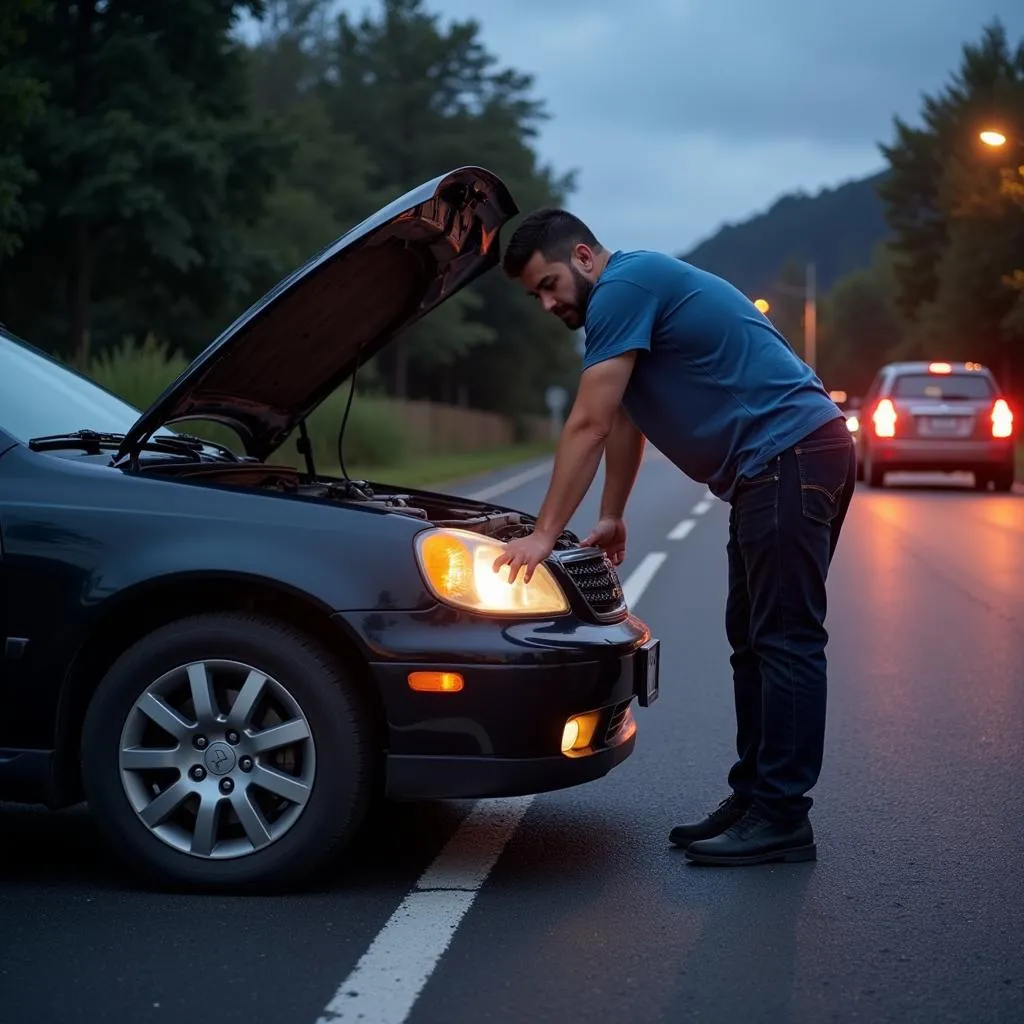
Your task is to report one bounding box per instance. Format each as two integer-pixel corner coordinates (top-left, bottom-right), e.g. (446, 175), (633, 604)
(533, 351), (638, 539)
(494, 277), (658, 583)
(599, 406), (645, 519)
(495, 351), (637, 582)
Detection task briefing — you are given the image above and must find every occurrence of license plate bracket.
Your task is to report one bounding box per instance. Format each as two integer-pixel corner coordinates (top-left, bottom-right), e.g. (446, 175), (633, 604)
(925, 416), (968, 436)
(635, 638), (660, 707)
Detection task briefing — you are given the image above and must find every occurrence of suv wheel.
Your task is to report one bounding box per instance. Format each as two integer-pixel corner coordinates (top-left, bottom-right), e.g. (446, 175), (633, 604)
(992, 466), (1015, 493)
(864, 450), (885, 488)
(81, 613), (374, 892)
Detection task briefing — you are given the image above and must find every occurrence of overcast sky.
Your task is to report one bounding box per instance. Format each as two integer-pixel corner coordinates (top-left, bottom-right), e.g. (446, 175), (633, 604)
(336, 1), (1024, 255)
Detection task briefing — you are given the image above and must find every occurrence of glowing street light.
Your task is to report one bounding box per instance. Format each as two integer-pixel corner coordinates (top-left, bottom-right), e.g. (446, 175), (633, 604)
(980, 129), (1008, 148)
(750, 262), (819, 370)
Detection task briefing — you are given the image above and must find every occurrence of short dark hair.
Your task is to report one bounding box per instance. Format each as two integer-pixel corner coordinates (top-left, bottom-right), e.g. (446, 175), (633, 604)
(501, 207), (602, 278)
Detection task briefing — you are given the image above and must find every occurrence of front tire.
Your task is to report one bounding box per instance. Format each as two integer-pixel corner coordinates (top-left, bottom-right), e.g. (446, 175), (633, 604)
(81, 613), (374, 892)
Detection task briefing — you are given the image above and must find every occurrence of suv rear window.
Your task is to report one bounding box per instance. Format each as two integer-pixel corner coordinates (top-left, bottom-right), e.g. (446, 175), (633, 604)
(891, 373), (994, 400)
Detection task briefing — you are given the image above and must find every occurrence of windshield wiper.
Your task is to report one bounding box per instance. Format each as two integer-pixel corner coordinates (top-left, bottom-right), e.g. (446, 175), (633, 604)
(28, 429), (237, 462)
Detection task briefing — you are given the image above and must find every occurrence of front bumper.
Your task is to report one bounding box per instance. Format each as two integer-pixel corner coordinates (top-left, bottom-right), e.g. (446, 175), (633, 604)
(385, 734), (637, 799)
(332, 608), (653, 799)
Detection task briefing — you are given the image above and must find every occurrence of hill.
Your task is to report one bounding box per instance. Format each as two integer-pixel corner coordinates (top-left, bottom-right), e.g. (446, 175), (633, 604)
(680, 170), (891, 295)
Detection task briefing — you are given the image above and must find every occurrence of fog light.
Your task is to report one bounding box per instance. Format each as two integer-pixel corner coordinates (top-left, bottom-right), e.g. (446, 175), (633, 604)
(561, 711), (601, 755)
(561, 719), (580, 751)
(408, 671), (464, 693)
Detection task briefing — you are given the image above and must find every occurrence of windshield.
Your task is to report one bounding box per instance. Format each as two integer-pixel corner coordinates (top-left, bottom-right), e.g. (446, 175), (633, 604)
(0, 329), (164, 443)
(892, 373), (994, 400)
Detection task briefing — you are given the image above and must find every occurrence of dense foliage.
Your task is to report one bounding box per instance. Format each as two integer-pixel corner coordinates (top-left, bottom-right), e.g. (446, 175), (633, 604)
(686, 20), (1024, 399)
(0, 0), (580, 419)
(873, 19), (1024, 393)
(2, 4), (1021, 415)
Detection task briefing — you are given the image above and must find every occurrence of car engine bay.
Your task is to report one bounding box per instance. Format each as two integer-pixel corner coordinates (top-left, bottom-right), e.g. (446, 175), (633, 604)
(142, 461), (581, 549)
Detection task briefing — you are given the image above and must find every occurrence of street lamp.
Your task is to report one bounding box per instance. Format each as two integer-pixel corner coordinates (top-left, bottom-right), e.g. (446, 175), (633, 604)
(753, 264), (818, 370)
(976, 126), (1021, 396)
(978, 128), (1024, 157)
(979, 129), (1008, 148)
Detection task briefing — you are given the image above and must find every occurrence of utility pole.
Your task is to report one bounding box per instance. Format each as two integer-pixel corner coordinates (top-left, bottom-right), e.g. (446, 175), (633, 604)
(804, 261), (817, 371)
(754, 260), (818, 371)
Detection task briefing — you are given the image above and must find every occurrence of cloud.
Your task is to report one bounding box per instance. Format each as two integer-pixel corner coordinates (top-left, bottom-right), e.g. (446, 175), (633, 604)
(336, 1), (1024, 251)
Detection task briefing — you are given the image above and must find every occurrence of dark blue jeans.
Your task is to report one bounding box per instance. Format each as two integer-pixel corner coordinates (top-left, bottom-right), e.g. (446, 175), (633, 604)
(725, 416), (857, 823)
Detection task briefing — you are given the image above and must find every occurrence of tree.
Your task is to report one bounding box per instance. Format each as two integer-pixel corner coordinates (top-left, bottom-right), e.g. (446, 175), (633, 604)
(318, 0), (578, 402)
(1, 0), (287, 362)
(0, 0), (47, 261)
(877, 19), (1024, 391)
(3, 0), (582, 423)
(243, 0), (377, 288)
(1001, 164), (1024, 339)
(817, 246), (904, 394)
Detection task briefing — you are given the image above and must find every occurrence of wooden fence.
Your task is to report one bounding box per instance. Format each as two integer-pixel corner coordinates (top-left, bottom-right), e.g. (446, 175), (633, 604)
(382, 399), (551, 453)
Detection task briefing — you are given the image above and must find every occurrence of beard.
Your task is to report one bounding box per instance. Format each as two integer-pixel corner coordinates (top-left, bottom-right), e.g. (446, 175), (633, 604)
(553, 266), (593, 330)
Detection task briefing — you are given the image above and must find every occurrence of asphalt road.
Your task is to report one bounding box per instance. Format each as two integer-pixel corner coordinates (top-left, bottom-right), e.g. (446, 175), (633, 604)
(2, 451), (1023, 1024)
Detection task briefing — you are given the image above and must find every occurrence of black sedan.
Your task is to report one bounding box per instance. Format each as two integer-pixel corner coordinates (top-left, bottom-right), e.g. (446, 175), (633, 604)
(0, 167), (659, 892)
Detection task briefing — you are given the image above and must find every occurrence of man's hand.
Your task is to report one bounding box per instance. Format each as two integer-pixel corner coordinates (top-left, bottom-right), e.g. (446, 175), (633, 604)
(492, 529), (557, 584)
(582, 515), (627, 566)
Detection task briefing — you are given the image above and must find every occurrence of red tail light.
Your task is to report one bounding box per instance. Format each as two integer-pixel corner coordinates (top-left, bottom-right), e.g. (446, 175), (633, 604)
(873, 398), (897, 438)
(992, 399), (1013, 439)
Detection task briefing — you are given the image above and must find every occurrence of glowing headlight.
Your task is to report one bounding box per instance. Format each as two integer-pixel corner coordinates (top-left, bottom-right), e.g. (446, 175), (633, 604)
(415, 528), (569, 617)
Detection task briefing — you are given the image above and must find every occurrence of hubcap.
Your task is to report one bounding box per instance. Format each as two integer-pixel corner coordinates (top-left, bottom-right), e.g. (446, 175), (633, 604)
(118, 659), (316, 860)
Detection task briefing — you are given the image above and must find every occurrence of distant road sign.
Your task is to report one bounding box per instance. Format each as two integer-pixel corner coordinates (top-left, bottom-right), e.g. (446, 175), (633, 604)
(545, 385), (568, 414)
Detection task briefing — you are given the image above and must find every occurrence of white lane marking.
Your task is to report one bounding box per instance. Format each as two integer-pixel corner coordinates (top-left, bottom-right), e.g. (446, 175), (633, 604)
(316, 797), (534, 1024)
(467, 460), (554, 501)
(692, 499), (713, 515)
(622, 551), (668, 609)
(315, 554), (667, 1024)
(668, 518), (696, 541)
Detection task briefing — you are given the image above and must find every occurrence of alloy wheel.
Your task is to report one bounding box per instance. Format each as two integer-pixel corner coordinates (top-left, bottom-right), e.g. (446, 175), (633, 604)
(117, 659), (316, 859)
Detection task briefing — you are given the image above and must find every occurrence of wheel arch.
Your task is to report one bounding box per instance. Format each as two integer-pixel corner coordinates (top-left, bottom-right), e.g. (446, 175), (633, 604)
(53, 573), (388, 806)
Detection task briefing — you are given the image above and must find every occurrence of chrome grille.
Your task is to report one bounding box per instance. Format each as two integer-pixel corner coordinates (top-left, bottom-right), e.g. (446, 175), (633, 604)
(558, 549), (625, 618)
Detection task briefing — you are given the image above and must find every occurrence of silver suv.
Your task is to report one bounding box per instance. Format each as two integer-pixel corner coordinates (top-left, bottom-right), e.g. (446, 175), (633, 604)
(855, 361), (1016, 491)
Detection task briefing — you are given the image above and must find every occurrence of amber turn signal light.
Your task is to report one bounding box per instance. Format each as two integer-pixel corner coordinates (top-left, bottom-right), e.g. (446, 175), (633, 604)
(408, 671), (464, 693)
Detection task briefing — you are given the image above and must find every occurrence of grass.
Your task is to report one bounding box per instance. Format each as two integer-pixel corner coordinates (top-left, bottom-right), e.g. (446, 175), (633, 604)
(81, 337), (555, 483)
(339, 441), (555, 491)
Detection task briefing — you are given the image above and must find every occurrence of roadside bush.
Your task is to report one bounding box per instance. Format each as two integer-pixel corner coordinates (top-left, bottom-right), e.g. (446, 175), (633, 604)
(87, 335), (188, 410)
(306, 389), (409, 469)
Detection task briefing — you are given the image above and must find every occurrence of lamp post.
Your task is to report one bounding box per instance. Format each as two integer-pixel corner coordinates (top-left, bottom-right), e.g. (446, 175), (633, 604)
(753, 261), (817, 370)
(976, 127), (1022, 395)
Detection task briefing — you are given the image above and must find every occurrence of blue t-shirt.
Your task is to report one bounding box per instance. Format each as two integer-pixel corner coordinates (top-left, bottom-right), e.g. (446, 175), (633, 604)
(582, 250), (842, 501)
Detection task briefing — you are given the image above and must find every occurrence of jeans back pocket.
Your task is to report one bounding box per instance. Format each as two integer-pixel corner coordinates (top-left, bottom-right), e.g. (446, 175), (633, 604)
(794, 438), (852, 524)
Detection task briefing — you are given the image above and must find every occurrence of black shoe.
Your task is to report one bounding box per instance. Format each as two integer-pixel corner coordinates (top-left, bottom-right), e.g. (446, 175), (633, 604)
(683, 806), (816, 866)
(668, 793), (751, 848)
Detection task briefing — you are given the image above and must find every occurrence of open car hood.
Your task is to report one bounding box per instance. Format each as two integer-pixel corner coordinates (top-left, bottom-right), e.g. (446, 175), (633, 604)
(116, 167), (517, 463)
